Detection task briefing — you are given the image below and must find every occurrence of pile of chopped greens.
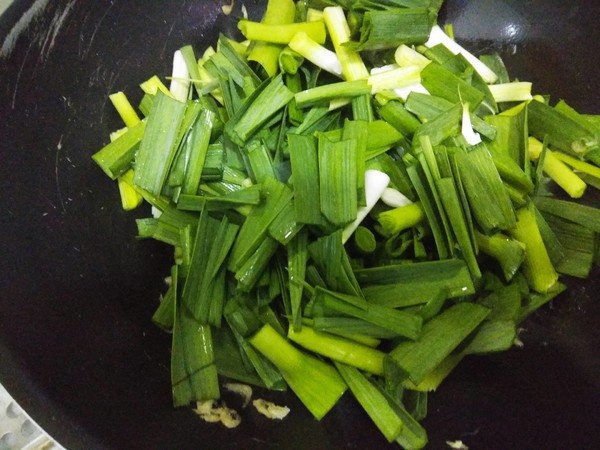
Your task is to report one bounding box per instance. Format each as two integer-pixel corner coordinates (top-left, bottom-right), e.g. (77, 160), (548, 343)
(92, 0), (600, 447)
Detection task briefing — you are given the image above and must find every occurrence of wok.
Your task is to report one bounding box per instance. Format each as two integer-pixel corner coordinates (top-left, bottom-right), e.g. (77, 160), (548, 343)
(1, 1), (599, 448)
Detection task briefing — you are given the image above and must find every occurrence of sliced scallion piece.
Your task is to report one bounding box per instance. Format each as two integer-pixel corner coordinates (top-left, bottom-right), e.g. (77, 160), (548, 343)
(323, 6), (369, 81)
(425, 25), (498, 84)
(385, 302), (490, 385)
(552, 150), (600, 179)
(395, 44), (431, 70)
(152, 265), (177, 331)
(462, 320), (517, 355)
(182, 109), (216, 195)
(533, 196), (600, 233)
(109, 91), (141, 127)
(247, 0), (296, 77)
(133, 92), (188, 196)
(245, 140), (276, 184)
(235, 237), (280, 292)
(335, 363), (404, 443)
(169, 49), (191, 102)
(488, 82), (533, 103)
(225, 75), (294, 146)
(508, 202), (559, 294)
(171, 298), (219, 406)
(357, 259), (475, 307)
(288, 31), (343, 77)
(117, 169), (143, 211)
(368, 65), (422, 95)
(405, 158), (451, 258)
(140, 75), (171, 97)
(420, 62), (485, 111)
(373, 382), (429, 450)
(287, 229), (308, 331)
(288, 325), (385, 375)
(224, 305), (287, 390)
(351, 8), (432, 51)
(376, 98), (421, 137)
(228, 177), (293, 272)
(308, 230), (363, 297)
(377, 202), (425, 235)
(238, 20), (327, 45)
(318, 134), (358, 226)
(295, 80), (371, 108)
(177, 185), (261, 212)
(92, 120), (146, 179)
(436, 176), (481, 279)
(312, 316), (395, 341)
(475, 231), (525, 281)
(312, 286), (423, 340)
(181, 208), (238, 324)
(454, 144), (516, 234)
(528, 98), (599, 157)
(529, 136), (587, 198)
(249, 323), (347, 420)
(542, 212), (595, 278)
(353, 226), (377, 254)
(287, 133), (322, 224)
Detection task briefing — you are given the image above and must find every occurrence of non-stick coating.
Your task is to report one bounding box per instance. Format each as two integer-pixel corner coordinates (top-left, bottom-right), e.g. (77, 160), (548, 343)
(1, 1), (599, 449)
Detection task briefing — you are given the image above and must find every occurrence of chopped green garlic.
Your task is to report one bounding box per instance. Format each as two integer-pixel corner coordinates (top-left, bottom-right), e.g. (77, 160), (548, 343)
(425, 25), (498, 84)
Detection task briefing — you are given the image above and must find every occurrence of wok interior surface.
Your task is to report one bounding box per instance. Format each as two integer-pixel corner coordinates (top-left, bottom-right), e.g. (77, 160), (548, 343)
(1, 1), (599, 448)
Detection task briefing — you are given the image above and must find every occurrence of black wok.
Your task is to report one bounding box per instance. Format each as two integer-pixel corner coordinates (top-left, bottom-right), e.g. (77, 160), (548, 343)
(1, 1), (600, 448)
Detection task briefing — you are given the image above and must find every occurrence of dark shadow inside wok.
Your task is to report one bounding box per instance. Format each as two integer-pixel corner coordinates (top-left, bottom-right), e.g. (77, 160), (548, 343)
(0, 1), (599, 449)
